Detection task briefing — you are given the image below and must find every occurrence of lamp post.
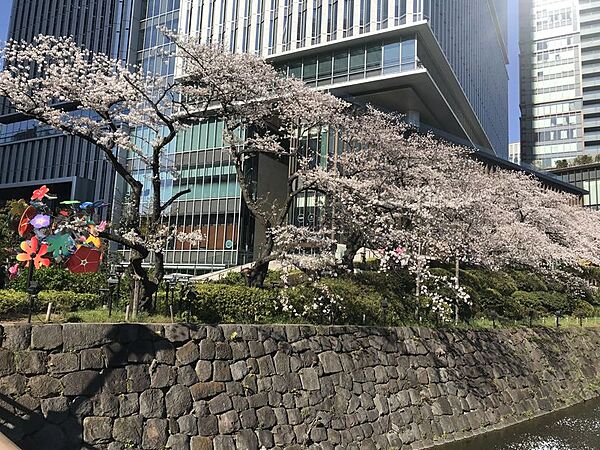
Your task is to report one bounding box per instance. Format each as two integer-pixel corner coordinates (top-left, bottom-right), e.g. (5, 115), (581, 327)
(381, 298), (389, 327)
(99, 288), (109, 309)
(107, 275), (118, 317)
(556, 310), (562, 328)
(26, 278), (39, 324)
(169, 275), (178, 316)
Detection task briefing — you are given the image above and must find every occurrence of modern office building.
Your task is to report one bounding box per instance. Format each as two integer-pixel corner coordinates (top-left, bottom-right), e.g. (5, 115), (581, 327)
(0, 0), (135, 207)
(550, 161), (600, 208)
(519, 0), (600, 168)
(7, 0), (555, 274)
(509, 142), (522, 165)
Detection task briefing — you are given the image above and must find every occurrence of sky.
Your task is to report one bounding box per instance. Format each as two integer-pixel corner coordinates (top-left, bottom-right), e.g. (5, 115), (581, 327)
(0, 0), (521, 143)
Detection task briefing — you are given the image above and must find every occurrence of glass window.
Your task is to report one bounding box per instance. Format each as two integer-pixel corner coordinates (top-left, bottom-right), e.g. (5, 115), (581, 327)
(349, 48), (365, 79)
(317, 56), (333, 84)
(383, 41), (401, 74)
(303, 58), (317, 84)
(333, 51), (349, 77)
(366, 45), (382, 75)
(289, 61), (302, 79)
(401, 38), (416, 70)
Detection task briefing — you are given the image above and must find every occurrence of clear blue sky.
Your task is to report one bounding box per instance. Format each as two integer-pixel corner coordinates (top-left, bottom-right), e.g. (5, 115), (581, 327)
(0, 0), (521, 143)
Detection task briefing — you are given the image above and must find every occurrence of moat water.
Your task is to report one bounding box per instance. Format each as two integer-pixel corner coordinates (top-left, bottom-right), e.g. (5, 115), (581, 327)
(439, 396), (600, 450)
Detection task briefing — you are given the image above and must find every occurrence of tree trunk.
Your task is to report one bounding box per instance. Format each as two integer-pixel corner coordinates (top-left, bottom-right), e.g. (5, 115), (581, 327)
(342, 239), (361, 272)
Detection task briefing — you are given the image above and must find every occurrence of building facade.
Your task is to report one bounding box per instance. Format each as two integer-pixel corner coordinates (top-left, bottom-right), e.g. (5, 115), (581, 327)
(509, 142), (522, 165)
(0, 0), (136, 208)
(550, 162), (600, 208)
(519, 0), (600, 169)
(2, 0), (514, 274)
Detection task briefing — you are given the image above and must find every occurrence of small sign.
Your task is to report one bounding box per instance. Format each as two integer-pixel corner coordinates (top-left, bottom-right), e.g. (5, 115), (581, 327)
(225, 239), (234, 249)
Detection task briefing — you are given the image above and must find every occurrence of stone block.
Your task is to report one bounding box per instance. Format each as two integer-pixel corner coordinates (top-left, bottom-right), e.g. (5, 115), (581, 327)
(2, 325), (31, 350)
(28, 374), (62, 398)
(0, 349), (14, 378)
(127, 339), (155, 363)
(154, 339), (176, 364)
(191, 436), (213, 450)
(113, 415), (143, 445)
(119, 393), (139, 416)
(164, 324), (190, 343)
(236, 429), (259, 450)
(78, 348), (104, 370)
(215, 342), (233, 359)
(199, 339), (215, 359)
(83, 416), (112, 444)
(48, 352), (78, 374)
(195, 360), (212, 382)
(69, 396), (93, 417)
(177, 341), (200, 365)
(63, 324), (115, 351)
(102, 367), (128, 394)
(126, 364), (151, 392)
(319, 351), (343, 374)
(31, 324), (62, 350)
(230, 361), (248, 381)
(213, 436), (235, 450)
(166, 384), (193, 417)
(209, 392), (233, 414)
(219, 410), (240, 434)
(300, 368), (320, 391)
(142, 418), (168, 449)
(213, 360), (232, 381)
(178, 414), (198, 435)
(191, 381), (225, 400)
(167, 434), (190, 450)
(140, 389), (165, 418)
(197, 415), (218, 436)
(240, 409), (258, 428)
(150, 364), (177, 388)
(16, 350), (47, 375)
(93, 393), (119, 417)
(40, 396), (69, 423)
(257, 406), (277, 428)
(178, 364), (199, 386)
(62, 370), (102, 396)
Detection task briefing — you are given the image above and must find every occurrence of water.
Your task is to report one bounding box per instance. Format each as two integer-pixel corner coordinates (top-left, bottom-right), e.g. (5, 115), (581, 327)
(438, 397), (600, 450)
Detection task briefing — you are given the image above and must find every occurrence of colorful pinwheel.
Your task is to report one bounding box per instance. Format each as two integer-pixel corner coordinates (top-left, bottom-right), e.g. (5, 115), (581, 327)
(85, 235), (102, 249)
(31, 185), (49, 201)
(97, 221), (107, 232)
(16, 236), (51, 269)
(30, 214), (51, 229)
(66, 247), (101, 273)
(46, 234), (75, 259)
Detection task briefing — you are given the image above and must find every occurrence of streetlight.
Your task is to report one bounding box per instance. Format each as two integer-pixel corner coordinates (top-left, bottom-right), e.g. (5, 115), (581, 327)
(381, 298), (389, 326)
(26, 280), (40, 324)
(107, 275), (119, 317)
(556, 310), (562, 328)
(99, 288), (109, 309)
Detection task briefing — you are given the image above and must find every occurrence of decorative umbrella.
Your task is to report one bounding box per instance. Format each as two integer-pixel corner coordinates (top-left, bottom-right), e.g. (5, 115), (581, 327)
(18, 206), (37, 237)
(66, 247), (102, 273)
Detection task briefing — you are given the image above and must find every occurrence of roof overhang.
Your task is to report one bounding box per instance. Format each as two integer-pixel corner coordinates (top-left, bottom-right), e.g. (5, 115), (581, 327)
(268, 22), (496, 155)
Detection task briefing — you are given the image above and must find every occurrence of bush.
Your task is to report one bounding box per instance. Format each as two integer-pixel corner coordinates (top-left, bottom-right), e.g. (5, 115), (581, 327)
(189, 284), (279, 323)
(0, 289), (100, 317)
(8, 266), (107, 294)
(508, 270), (548, 292)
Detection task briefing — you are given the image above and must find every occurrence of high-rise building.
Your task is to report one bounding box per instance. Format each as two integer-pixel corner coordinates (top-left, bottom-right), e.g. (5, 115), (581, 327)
(509, 142), (522, 165)
(0, 0), (135, 208)
(519, 0), (600, 168)
(152, 0), (511, 273)
(1, 0), (523, 274)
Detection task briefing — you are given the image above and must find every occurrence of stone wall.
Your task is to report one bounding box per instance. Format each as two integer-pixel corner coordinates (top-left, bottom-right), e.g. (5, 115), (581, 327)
(1, 323), (600, 450)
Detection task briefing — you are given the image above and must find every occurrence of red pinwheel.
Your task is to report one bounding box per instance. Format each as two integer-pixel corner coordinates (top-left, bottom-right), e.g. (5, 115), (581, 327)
(31, 185), (50, 201)
(16, 236), (51, 269)
(18, 206), (37, 237)
(66, 247), (102, 273)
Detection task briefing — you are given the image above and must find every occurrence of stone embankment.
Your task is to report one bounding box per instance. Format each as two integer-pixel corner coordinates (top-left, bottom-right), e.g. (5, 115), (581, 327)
(1, 323), (600, 449)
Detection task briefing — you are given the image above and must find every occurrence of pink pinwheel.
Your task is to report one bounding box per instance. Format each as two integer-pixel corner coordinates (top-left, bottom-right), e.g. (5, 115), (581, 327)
(30, 214), (51, 229)
(8, 264), (19, 279)
(31, 185), (49, 201)
(97, 221), (107, 232)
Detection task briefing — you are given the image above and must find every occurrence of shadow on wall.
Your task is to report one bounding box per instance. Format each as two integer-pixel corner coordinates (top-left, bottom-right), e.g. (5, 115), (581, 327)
(0, 323), (599, 449)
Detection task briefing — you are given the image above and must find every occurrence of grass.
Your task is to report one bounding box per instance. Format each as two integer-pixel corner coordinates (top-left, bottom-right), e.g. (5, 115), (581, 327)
(9, 308), (600, 329)
(7, 308), (173, 324)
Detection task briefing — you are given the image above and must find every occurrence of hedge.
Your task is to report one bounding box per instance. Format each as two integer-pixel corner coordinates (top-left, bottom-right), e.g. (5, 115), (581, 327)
(0, 289), (101, 317)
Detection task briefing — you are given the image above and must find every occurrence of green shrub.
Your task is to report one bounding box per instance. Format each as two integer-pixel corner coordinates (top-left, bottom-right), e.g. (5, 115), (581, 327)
(481, 288), (523, 320)
(189, 284), (279, 323)
(508, 270), (548, 292)
(8, 266), (107, 294)
(0, 289), (100, 317)
(0, 290), (28, 316)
